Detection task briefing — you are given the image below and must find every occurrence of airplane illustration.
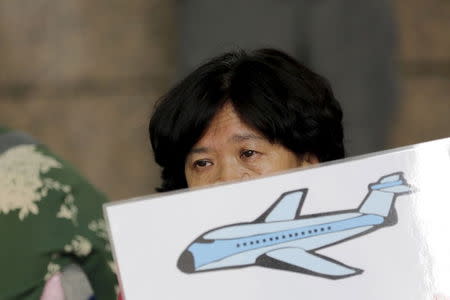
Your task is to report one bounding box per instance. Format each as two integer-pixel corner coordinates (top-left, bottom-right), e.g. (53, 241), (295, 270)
(177, 172), (415, 279)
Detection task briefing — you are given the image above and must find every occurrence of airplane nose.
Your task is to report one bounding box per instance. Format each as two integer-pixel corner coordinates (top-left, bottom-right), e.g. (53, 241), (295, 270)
(177, 250), (195, 273)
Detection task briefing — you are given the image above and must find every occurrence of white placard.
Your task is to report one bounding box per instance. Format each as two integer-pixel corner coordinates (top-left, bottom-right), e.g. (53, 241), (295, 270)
(106, 137), (450, 300)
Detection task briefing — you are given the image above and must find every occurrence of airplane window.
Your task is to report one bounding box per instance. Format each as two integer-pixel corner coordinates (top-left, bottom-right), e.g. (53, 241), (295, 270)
(289, 234), (292, 238)
(269, 238), (273, 241)
(243, 242), (247, 246)
(321, 228), (324, 231)
(256, 240), (259, 244)
(250, 241), (254, 245)
(314, 229), (318, 233)
(282, 235), (286, 239)
(327, 226), (331, 230)
(275, 237), (279, 240)
(263, 239), (266, 242)
(308, 230), (312, 234)
(236, 244), (240, 247)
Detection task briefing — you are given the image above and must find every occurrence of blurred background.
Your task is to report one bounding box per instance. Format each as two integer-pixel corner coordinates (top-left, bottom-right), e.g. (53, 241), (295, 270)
(0, 0), (448, 201)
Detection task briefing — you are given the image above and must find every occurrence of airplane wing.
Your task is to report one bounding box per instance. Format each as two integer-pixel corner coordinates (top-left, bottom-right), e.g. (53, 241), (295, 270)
(257, 247), (362, 279)
(254, 189), (308, 223)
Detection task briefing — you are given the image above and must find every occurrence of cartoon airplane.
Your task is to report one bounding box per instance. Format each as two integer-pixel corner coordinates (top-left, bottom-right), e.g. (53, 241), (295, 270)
(178, 172), (415, 279)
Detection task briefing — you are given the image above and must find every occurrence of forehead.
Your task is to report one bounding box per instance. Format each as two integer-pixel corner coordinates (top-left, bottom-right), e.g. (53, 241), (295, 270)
(194, 102), (262, 146)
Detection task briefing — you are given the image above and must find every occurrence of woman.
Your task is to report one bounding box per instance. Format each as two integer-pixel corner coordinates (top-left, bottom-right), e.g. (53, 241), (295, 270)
(149, 48), (344, 191)
(109, 48), (348, 300)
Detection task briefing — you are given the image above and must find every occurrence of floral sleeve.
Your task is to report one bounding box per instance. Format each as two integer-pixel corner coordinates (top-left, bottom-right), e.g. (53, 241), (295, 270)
(0, 128), (117, 300)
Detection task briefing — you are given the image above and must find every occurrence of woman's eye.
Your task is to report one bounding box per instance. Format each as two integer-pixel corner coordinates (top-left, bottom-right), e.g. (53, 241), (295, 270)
(240, 150), (257, 159)
(193, 160), (212, 168)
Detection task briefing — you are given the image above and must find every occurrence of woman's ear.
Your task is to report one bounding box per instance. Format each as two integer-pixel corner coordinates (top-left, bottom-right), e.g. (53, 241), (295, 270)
(298, 152), (319, 167)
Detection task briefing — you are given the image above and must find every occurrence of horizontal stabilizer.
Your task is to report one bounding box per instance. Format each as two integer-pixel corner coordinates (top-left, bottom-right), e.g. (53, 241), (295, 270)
(259, 248), (361, 279)
(380, 174), (401, 183)
(359, 172), (415, 216)
(370, 172), (413, 194)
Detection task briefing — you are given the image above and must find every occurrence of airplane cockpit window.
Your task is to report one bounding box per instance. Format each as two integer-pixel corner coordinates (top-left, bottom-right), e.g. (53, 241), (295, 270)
(194, 237), (214, 244)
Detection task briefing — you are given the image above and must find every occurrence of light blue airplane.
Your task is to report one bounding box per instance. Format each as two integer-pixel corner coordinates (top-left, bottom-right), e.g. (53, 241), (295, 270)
(178, 172), (415, 279)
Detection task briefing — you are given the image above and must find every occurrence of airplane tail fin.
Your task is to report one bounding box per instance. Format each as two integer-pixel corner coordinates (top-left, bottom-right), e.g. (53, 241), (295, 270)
(358, 172), (414, 217)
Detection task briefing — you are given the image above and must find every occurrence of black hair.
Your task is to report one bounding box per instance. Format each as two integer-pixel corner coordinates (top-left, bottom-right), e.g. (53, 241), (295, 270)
(149, 48), (344, 192)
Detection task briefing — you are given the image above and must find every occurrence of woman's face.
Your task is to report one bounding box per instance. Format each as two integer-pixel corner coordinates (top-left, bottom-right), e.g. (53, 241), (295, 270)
(184, 103), (318, 188)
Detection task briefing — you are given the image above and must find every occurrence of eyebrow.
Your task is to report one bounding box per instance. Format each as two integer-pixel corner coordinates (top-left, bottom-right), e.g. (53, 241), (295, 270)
(189, 147), (209, 154)
(189, 134), (265, 154)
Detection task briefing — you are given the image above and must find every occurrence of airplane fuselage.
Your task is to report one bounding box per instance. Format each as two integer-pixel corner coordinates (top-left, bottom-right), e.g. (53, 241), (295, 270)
(186, 212), (384, 271)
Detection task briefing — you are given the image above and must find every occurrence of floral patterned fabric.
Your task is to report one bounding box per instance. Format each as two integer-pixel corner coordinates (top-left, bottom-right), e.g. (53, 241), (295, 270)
(0, 127), (117, 299)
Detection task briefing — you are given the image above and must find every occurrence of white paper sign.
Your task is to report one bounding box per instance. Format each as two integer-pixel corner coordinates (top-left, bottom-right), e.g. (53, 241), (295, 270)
(105, 137), (450, 300)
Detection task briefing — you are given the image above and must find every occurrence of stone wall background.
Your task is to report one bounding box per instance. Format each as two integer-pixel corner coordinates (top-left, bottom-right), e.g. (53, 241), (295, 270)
(0, 0), (448, 200)
(0, 0), (176, 200)
(390, 0), (450, 146)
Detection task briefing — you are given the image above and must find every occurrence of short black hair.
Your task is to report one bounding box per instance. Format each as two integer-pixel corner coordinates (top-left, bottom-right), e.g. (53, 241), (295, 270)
(149, 48), (344, 192)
